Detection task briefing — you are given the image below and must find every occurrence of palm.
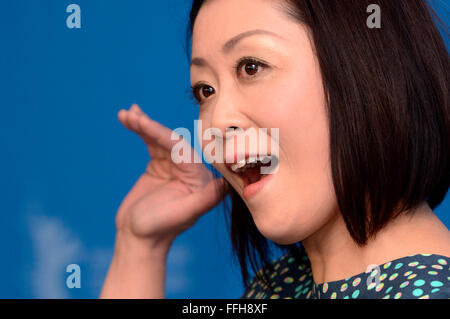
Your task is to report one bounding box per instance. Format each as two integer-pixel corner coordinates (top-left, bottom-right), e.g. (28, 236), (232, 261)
(115, 104), (226, 242)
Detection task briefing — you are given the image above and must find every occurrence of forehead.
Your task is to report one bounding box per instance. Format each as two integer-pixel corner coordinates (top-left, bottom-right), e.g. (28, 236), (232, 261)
(191, 0), (298, 54)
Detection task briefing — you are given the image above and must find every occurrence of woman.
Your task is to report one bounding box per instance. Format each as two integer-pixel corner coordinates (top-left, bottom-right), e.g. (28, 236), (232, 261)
(100, 0), (450, 299)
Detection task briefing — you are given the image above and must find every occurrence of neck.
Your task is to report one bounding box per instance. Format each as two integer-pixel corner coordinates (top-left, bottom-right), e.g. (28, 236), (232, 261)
(301, 201), (450, 285)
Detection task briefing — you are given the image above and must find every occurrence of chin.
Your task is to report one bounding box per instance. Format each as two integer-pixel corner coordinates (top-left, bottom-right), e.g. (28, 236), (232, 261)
(252, 213), (304, 245)
(260, 231), (303, 246)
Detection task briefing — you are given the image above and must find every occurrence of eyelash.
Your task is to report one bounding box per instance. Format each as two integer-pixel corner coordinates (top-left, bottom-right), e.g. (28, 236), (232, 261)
(189, 57), (269, 105)
(234, 56), (268, 77)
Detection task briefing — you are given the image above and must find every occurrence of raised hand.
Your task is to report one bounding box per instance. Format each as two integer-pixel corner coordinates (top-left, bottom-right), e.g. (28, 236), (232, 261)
(115, 103), (227, 247)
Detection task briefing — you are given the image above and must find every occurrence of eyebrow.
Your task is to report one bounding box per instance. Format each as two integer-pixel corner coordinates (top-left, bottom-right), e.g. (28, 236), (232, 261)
(222, 29), (282, 53)
(190, 29), (282, 68)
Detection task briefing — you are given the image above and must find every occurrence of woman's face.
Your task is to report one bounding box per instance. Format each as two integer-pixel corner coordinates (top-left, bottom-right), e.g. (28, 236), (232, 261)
(190, 0), (338, 244)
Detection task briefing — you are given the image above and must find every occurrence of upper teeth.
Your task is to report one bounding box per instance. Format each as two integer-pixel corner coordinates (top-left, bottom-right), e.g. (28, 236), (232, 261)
(230, 155), (272, 173)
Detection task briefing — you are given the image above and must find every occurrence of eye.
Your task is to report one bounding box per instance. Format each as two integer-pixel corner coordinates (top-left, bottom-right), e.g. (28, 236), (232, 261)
(190, 83), (215, 104)
(235, 57), (268, 79)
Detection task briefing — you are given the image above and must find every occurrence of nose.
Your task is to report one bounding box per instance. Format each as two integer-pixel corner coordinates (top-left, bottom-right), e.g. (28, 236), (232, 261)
(207, 90), (255, 164)
(209, 87), (251, 138)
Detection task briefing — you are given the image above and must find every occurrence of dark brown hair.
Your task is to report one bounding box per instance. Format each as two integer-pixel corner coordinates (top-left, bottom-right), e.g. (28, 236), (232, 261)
(186, 0), (450, 290)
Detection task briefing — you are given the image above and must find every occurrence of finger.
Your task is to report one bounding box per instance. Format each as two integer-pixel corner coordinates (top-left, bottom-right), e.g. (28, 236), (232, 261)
(130, 103), (143, 115)
(130, 106), (147, 137)
(122, 105), (199, 162)
(137, 112), (188, 152)
(127, 109), (141, 132)
(127, 104), (152, 138)
(118, 103), (144, 131)
(118, 109), (160, 153)
(118, 109), (133, 131)
(118, 108), (164, 154)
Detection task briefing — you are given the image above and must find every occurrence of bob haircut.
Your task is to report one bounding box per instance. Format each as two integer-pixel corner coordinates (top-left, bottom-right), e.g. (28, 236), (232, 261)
(186, 0), (450, 289)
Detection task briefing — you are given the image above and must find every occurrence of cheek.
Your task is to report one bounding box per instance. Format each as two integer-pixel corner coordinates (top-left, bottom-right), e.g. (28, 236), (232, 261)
(252, 163), (337, 245)
(250, 56), (326, 129)
(249, 61), (335, 242)
(252, 59), (329, 167)
(197, 112), (213, 151)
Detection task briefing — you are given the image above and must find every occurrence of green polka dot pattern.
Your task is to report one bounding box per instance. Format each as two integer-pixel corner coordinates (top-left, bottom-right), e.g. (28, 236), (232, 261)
(240, 249), (450, 299)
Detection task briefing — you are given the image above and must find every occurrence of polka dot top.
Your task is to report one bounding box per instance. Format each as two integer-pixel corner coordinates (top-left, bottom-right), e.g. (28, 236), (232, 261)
(240, 248), (450, 299)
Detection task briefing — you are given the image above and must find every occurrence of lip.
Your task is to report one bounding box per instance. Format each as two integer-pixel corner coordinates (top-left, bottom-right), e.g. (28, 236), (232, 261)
(223, 153), (278, 200)
(242, 172), (275, 200)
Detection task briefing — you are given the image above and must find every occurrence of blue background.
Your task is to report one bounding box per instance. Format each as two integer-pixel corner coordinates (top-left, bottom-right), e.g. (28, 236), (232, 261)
(0, 0), (448, 298)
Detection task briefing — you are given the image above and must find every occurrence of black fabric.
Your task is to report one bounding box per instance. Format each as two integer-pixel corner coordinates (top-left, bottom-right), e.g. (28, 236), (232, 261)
(240, 248), (450, 299)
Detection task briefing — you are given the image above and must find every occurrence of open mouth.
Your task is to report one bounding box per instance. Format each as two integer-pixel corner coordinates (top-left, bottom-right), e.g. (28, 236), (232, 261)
(225, 155), (278, 187)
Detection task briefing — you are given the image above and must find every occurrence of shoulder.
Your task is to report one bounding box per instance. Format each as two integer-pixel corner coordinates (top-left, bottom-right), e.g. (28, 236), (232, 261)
(240, 247), (313, 299)
(314, 253), (449, 299)
(361, 253), (450, 299)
